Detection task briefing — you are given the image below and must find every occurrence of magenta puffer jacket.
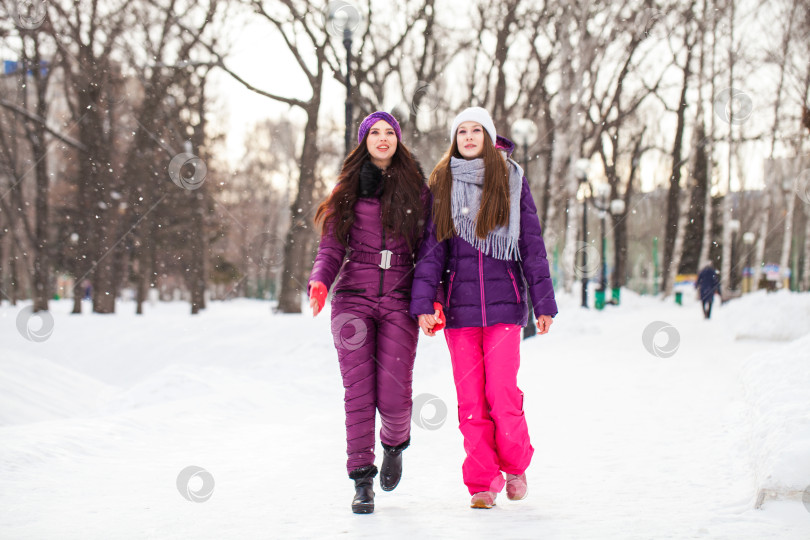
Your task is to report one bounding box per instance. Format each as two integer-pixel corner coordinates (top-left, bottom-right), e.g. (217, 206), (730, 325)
(409, 136), (558, 328)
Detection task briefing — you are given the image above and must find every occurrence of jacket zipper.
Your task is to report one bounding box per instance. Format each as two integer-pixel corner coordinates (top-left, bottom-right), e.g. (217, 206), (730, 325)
(508, 268), (520, 303)
(479, 250), (486, 326)
(447, 271), (456, 307)
(378, 227), (386, 296)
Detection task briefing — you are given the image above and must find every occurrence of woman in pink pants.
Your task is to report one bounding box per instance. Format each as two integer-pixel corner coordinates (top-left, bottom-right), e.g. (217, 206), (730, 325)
(410, 107), (557, 509)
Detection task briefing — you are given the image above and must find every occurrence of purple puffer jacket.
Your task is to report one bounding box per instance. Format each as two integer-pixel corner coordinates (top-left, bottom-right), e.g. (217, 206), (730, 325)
(308, 187), (431, 299)
(409, 136), (558, 328)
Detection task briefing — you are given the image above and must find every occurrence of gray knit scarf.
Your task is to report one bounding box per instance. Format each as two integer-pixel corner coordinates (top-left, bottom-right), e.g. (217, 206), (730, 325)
(450, 155), (523, 261)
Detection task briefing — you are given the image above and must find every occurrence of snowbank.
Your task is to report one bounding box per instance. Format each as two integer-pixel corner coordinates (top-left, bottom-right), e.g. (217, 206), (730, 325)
(722, 290), (810, 342)
(740, 332), (810, 507)
(0, 351), (113, 426)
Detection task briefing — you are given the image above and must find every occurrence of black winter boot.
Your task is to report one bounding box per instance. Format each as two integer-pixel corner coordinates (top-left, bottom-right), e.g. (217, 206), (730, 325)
(348, 465), (377, 514)
(380, 439), (409, 492)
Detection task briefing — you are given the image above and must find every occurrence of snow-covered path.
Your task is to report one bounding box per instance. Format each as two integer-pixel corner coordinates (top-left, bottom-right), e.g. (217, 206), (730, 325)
(1, 292), (809, 539)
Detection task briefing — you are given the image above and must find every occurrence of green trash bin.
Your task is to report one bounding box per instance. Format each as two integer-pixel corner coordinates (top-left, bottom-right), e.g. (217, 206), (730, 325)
(611, 287), (620, 306)
(675, 291), (683, 305)
(595, 289), (606, 310)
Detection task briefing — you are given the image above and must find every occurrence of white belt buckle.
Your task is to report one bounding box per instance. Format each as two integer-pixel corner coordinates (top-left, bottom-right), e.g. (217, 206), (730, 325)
(379, 250), (393, 270)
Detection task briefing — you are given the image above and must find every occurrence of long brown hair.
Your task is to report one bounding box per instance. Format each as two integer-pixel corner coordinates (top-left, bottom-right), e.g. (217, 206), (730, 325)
(429, 131), (510, 242)
(314, 134), (426, 249)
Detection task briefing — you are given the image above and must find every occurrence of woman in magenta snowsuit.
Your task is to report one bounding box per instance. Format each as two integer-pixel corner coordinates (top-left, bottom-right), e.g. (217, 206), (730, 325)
(308, 112), (429, 514)
(410, 107), (557, 509)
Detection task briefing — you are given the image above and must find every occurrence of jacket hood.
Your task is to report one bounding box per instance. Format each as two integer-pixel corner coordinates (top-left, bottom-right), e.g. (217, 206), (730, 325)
(495, 135), (515, 157)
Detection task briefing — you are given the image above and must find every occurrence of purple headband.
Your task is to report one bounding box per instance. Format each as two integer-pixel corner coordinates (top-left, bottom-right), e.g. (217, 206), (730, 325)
(357, 111), (401, 144)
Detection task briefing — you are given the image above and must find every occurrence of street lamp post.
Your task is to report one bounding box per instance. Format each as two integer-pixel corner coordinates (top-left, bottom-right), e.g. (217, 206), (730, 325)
(327, 2), (361, 157)
(589, 184), (624, 310)
(591, 184), (611, 308)
(742, 231), (755, 293)
(609, 198), (626, 304)
(728, 219), (741, 295)
(343, 27), (353, 156)
(510, 119), (538, 339)
(575, 159), (591, 308)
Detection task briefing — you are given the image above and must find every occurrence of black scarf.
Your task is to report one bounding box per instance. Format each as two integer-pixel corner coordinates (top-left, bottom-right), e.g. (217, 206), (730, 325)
(358, 161), (384, 198)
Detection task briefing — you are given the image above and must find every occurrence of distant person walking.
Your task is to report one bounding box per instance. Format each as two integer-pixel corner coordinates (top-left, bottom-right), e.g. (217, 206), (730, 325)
(696, 262), (721, 319)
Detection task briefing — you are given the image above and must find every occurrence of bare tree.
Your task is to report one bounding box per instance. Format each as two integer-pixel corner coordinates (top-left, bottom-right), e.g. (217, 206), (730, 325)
(211, 0), (338, 313)
(114, 0), (225, 314)
(698, 0), (721, 271)
(658, 1), (697, 296)
(213, 118), (296, 301)
(751, 0), (802, 289)
(0, 10), (60, 312)
(776, 0), (810, 291)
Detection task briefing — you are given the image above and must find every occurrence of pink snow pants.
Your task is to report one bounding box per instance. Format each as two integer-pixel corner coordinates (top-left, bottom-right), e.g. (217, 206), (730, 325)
(444, 324), (533, 495)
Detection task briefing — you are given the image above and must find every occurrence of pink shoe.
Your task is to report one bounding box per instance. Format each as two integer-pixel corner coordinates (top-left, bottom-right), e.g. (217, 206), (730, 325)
(470, 491), (497, 509)
(505, 473), (527, 500)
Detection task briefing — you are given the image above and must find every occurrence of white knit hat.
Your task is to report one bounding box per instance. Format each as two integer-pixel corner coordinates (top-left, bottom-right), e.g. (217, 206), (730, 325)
(450, 107), (497, 144)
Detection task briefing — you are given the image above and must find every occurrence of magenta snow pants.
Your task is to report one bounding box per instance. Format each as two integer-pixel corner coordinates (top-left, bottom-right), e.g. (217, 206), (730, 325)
(331, 293), (418, 474)
(444, 324), (533, 495)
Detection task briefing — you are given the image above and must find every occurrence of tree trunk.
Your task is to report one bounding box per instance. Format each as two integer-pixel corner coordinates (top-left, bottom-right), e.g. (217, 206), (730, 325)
(135, 235), (147, 315)
(698, 138), (715, 269)
(802, 204), (810, 291)
(20, 34), (51, 312)
(189, 82), (209, 315)
(189, 190), (207, 314)
(10, 235), (19, 305)
(779, 171), (799, 287)
(666, 187), (693, 296)
(31, 93), (50, 311)
(683, 123), (708, 274)
(277, 102), (321, 313)
(540, 99), (555, 228)
(756, 0), (799, 289)
(662, 42), (693, 295)
(69, 53), (117, 314)
(549, 19), (579, 294)
(720, 0), (737, 298)
(752, 184), (771, 290)
(91, 212), (118, 313)
(0, 229), (5, 305)
(683, 1), (708, 276)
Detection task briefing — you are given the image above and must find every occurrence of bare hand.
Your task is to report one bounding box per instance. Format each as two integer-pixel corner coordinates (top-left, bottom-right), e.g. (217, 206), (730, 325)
(418, 313), (437, 337)
(310, 296), (321, 317)
(536, 315), (553, 335)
